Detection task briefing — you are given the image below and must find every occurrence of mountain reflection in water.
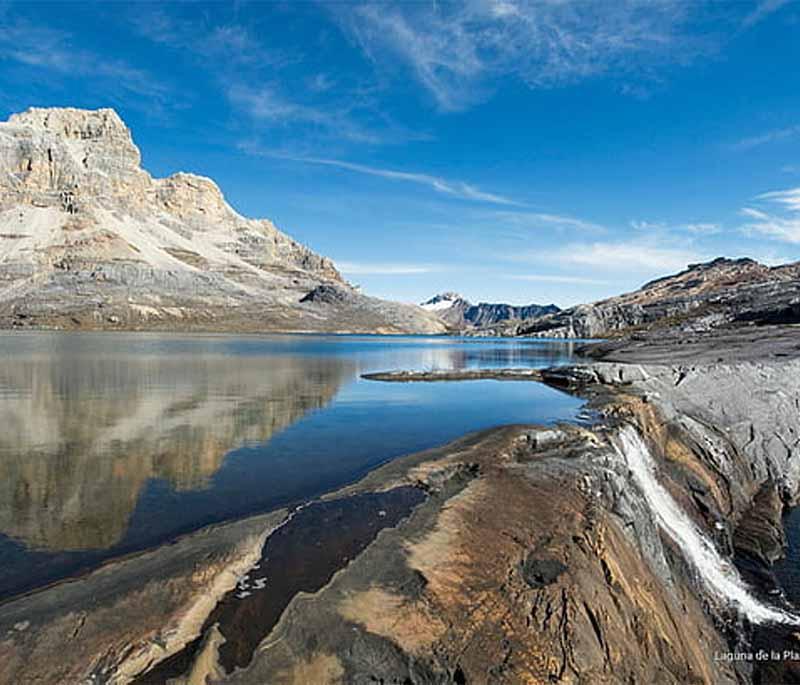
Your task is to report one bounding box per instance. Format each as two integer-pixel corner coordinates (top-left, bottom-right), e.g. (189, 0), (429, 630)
(0, 351), (350, 551)
(0, 332), (581, 600)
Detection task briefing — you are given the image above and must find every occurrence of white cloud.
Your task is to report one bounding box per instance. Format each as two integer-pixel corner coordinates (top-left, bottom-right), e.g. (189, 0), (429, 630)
(555, 241), (705, 272)
(741, 0), (792, 28)
(334, 1), (711, 111)
(337, 261), (439, 275)
(0, 19), (169, 102)
(631, 218), (722, 235)
(684, 222), (722, 235)
(759, 187), (800, 211)
(130, 7), (292, 69)
(228, 85), (384, 145)
(730, 124), (800, 151)
(507, 274), (611, 285)
(741, 187), (800, 243)
(244, 147), (520, 205)
(492, 210), (603, 232)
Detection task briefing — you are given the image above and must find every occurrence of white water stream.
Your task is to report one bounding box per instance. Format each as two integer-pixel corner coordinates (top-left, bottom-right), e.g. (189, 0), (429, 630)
(615, 425), (799, 625)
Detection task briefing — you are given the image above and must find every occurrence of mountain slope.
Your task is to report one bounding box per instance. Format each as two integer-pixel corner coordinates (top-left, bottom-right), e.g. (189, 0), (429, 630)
(0, 107), (445, 334)
(517, 257), (800, 338)
(421, 292), (559, 331)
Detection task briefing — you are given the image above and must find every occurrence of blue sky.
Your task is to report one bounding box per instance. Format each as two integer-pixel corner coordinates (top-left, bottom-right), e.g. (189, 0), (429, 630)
(2, 0), (800, 307)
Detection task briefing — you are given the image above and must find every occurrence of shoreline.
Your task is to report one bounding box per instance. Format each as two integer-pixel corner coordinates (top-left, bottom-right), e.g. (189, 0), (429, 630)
(362, 367), (544, 382)
(2, 327), (800, 683)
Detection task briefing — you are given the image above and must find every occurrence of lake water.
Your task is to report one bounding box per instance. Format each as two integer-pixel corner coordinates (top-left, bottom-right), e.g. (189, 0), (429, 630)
(773, 505), (800, 607)
(0, 331), (583, 601)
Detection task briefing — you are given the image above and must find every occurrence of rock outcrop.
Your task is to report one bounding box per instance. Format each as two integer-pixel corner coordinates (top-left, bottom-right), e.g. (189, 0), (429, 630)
(0, 107), (445, 334)
(421, 291), (559, 331)
(5, 327), (800, 684)
(513, 257), (800, 338)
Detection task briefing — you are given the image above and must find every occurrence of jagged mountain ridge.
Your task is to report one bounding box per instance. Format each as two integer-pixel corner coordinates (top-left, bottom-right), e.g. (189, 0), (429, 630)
(0, 107), (445, 334)
(421, 291), (559, 330)
(516, 256), (800, 338)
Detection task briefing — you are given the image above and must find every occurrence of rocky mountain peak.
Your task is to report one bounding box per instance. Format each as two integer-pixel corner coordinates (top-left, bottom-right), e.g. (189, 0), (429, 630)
(1, 106), (147, 211)
(420, 292), (467, 311)
(421, 291), (560, 331)
(518, 255), (800, 339)
(0, 105), (446, 334)
(9, 107), (133, 143)
(639, 256), (770, 296)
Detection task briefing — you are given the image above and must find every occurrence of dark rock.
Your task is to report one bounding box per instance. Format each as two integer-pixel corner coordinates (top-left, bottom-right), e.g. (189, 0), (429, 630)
(521, 556), (567, 588)
(299, 284), (353, 305)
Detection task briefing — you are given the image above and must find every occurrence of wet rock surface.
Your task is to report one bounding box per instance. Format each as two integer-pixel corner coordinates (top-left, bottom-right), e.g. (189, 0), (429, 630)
(135, 487), (424, 684)
(362, 368), (543, 382)
(2, 326), (800, 683)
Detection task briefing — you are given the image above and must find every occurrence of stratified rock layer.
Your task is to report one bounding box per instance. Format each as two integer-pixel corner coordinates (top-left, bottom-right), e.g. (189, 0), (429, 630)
(0, 107), (445, 334)
(514, 257), (800, 338)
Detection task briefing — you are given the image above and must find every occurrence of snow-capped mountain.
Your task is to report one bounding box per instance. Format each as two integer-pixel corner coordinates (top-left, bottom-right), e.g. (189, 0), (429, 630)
(421, 292), (560, 331)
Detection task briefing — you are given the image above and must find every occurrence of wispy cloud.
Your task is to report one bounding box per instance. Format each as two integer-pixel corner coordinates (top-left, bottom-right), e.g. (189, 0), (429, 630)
(511, 239), (705, 273)
(631, 218), (723, 235)
(760, 187), (800, 211)
(491, 210), (604, 233)
(243, 144), (520, 205)
(0, 18), (169, 104)
(507, 274), (611, 285)
(228, 85), (384, 144)
(132, 6), (414, 147)
(741, 0), (792, 28)
(741, 186), (800, 242)
(334, 1), (712, 111)
(337, 261), (440, 275)
(131, 9), (273, 65)
(685, 222), (723, 235)
(729, 124), (800, 151)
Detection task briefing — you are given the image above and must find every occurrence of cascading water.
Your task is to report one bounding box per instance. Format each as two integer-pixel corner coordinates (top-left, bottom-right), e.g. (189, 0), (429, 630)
(614, 425), (799, 625)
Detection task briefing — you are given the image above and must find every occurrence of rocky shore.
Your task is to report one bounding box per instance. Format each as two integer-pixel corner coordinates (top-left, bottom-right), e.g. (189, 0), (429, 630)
(2, 325), (799, 684)
(362, 368), (543, 382)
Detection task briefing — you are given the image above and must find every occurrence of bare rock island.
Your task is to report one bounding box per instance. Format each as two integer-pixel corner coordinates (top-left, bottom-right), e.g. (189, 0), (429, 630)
(0, 107), (445, 334)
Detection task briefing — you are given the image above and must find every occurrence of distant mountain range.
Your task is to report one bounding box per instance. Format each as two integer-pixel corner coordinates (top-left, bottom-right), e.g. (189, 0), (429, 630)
(3, 107), (799, 341)
(420, 292), (559, 331)
(0, 107), (445, 334)
(423, 257), (800, 339)
(515, 257), (800, 338)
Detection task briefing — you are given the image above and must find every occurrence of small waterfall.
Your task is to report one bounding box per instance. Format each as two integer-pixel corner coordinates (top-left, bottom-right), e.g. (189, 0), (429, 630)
(615, 425), (799, 625)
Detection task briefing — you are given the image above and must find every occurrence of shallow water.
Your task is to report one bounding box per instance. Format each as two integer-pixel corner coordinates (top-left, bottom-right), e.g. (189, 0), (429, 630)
(135, 486), (425, 683)
(773, 505), (800, 607)
(0, 331), (582, 600)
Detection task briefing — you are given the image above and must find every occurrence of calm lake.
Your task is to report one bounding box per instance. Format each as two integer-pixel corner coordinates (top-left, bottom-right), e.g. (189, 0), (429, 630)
(0, 331), (583, 600)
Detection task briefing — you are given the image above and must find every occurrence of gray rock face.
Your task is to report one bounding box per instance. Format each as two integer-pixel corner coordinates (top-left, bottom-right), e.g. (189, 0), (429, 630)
(4, 330), (800, 684)
(516, 257), (800, 338)
(420, 291), (559, 331)
(0, 107), (445, 334)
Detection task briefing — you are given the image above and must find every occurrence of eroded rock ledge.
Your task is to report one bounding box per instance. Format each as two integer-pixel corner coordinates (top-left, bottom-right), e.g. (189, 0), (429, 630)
(2, 330), (800, 684)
